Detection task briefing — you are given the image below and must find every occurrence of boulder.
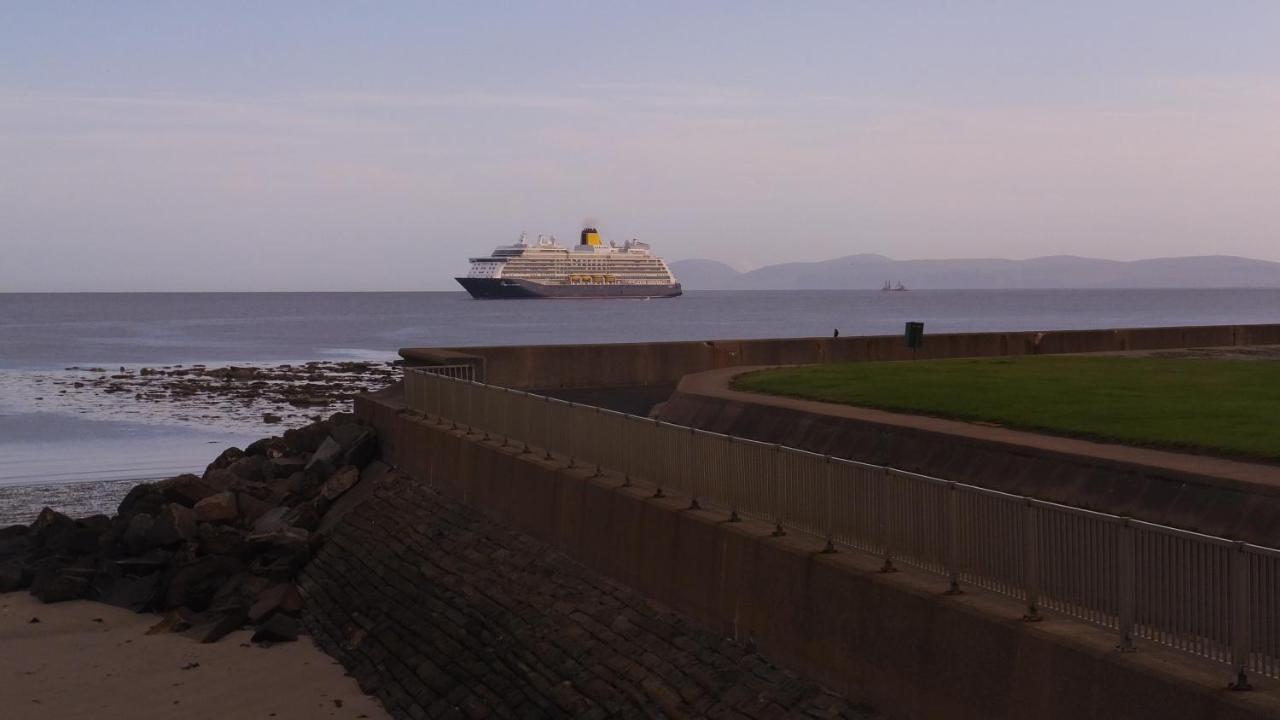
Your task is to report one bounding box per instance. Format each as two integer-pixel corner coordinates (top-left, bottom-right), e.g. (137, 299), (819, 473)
(197, 524), (247, 558)
(262, 457), (307, 482)
(117, 484), (166, 518)
(202, 468), (239, 492)
(283, 422), (331, 455)
(244, 437), (290, 458)
(30, 508), (77, 550)
(304, 437), (342, 477)
(163, 555), (242, 611)
(31, 567), (94, 603)
(161, 474), (221, 507)
(252, 507), (291, 535)
(206, 446), (244, 473)
(185, 606), (248, 644)
(194, 492), (239, 524)
(320, 466), (360, 501)
(282, 500), (323, 532)
(248, 582), (304, 623)
(0, 524), (29, 541)
(123, 513), (157, 554)
(235, 492), (274, 525)
(96, 572), (161, 612)
(149, 504), (197, 546)
(251, 613), (299, 643)
(229, 455), (265, 482)
(331, 424), (376, 468)
(0, 560), (24, 592)
(147, 607), (197, 635)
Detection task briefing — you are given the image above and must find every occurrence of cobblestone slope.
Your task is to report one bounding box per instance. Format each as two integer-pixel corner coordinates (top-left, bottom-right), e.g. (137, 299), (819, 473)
(300, 470), (876, 719)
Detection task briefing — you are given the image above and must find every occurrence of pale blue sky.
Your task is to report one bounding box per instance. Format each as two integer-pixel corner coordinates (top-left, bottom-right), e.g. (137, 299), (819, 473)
(3, 2), (1279, 290)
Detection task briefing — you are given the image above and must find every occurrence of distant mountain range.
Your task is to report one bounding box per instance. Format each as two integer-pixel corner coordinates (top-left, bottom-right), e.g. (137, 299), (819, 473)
(669, 254), (1280, 290)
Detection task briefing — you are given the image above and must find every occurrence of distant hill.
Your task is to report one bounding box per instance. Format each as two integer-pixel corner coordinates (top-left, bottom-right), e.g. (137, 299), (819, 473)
(668, 254), (1280, 290)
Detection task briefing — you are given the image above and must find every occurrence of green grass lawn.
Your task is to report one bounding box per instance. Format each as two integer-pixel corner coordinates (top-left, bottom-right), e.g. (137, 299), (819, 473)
(733, 356), (1280, 461)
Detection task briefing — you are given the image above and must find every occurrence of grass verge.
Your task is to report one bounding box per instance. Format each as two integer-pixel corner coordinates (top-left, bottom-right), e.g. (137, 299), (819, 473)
(733, 356), (1280, 461)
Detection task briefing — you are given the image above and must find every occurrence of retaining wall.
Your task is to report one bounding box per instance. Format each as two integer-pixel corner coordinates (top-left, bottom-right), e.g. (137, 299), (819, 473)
(356, 387), (1280, 720)
(400, 323), (1280, 390)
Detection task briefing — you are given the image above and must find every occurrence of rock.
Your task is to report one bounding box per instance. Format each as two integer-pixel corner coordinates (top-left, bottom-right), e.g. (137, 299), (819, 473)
(31, 567), (94, 603)
(117, 484), (166, 518)
(252, 507), (291, 535)
(251, 613), (299, 643)
(304, 437), (342, 477)
(247, 527), (310, 552)
(262, 413), (282, 424)
(235, 492), (274, 525)
(283, 500), (323, 532)
(96, 572), (161, 612)
(228, 455), (265, 482)
(283, 422), (331, 455)
(244, 437), (288, 457)
(124, 513), (157, 553)
(187, 606), (248, 644)
(282, 471), (318, 499)
(206, 446), (244, 472)
(161, 474), (221, 507)
(262, 457), (307, 482)
(76, 514), (112, 532)
(147, 607), (197, 635)
(30, 508), (77, 550)
(194, 492), (239, 524)
(163, 555), (242, 610)
(201, 468), (239, 493)
(248, 582), (304, 623)
(0, 560), (24, 592)
(197, 524), (247, 558)
(320, 466), (360, 501)
(331, 424), (376, 468)
(150, 504), (197, 546)
(0, 524), (29, 541)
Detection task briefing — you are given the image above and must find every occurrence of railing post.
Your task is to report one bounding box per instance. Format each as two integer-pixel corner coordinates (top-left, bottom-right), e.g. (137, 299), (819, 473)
(688, 428), (699, 510)
(500, 388), (511, 447)
(520, 392), (531, 454)
(1023, 500), (1042, 621)
(879, 467), (896, 573)
(1116, 519), (1134, 644)
(621, 414), (632, 487)
(726, 437), (740, 522)
(771, 445), (785, 537)
(592, 407), (603, 477)
(1230, 542), (1253, 690)
(652, 419), (665, 498)
(464, 380), (476, 435)
(945, 482), (961, 594)
(543, 395), (553, 460)
(822, 456), (836, 553)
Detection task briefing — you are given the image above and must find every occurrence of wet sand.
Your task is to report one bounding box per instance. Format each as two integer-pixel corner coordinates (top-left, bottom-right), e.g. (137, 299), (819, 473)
(0, 593), (388, 720)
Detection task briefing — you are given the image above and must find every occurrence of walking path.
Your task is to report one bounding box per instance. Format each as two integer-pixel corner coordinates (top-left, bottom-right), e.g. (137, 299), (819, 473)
(677, 366), (1280, 496)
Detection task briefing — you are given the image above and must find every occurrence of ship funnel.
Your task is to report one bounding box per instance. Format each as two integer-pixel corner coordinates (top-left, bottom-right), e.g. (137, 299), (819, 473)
(580, 227), (601, 247)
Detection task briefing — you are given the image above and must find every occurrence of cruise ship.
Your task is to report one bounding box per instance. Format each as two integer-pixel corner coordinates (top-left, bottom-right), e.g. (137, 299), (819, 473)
(456, 227), (682, 299)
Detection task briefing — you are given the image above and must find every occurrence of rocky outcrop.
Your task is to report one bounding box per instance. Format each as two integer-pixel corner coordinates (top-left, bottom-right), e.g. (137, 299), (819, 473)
(0, 413), (381, 644)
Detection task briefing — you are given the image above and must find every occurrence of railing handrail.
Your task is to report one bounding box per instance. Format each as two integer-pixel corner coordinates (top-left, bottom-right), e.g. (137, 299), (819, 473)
(402, 368), (1279, 687)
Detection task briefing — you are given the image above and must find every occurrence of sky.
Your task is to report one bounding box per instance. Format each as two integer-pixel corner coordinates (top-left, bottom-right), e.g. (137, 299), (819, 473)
(2, 2), (1280, 291)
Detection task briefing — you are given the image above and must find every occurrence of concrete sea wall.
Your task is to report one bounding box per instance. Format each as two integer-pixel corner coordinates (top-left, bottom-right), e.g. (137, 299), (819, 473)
(401, 323), (1280, 390)
(356, 388), (1280, 720)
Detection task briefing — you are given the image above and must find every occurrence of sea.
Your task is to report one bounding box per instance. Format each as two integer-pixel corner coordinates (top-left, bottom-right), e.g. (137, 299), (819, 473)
(2, 289), (1278, 524)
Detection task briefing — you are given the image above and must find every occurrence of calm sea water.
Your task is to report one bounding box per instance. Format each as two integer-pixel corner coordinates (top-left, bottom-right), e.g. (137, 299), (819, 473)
(1, 289), (1277, 523)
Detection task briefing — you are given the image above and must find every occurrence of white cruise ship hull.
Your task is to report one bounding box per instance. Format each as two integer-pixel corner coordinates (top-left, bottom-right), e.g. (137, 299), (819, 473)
(456, 277), (682, 299)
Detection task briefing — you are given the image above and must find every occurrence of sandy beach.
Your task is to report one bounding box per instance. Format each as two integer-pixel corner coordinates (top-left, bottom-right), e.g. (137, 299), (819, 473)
(0, 593), (388, 720)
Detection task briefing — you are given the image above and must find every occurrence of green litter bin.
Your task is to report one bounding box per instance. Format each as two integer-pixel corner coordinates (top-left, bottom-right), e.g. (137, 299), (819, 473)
(904, 321), (924, 349)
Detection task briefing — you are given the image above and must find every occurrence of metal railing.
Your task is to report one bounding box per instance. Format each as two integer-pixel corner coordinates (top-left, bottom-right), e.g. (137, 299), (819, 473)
(403, 369), (1280, 688)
